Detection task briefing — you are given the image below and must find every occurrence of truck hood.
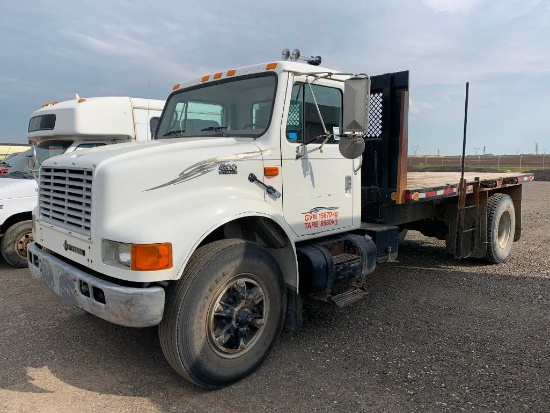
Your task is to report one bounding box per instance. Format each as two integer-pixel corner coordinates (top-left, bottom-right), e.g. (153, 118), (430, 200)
(39, 137), (271, 189)
(0, 177), (37, 200)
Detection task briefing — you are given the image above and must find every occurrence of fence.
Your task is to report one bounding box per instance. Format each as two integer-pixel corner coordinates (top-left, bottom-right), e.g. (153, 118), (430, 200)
(408, 155), (548, 172)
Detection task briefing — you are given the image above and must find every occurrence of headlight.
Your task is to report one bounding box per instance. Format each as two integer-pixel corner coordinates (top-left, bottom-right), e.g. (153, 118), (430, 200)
(102, 239), (132, 268)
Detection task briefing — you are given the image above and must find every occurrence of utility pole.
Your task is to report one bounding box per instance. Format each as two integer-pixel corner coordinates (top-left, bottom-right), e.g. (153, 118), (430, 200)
(474, 147), (480, 156)
(515, 148), (520, 155)
(535, 142), (539, 155)
(413, 145), (419, 156)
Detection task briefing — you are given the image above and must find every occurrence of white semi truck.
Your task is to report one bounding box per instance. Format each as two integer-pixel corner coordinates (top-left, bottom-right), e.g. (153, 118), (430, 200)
(28, 53), (533, 389)
(0, 97), (164, 267)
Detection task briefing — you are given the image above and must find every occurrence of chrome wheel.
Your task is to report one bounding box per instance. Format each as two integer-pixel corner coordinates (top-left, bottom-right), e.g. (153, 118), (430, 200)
(208, 276), (268, 358)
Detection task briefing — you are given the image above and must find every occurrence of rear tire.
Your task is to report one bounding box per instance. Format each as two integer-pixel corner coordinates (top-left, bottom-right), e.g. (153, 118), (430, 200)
(159, 239), (286, 389)
(485, 193), (515, 264)
(1, 220), (32, 268)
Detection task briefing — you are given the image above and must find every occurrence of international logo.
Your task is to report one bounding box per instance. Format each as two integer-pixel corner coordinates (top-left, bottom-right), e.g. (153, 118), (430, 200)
(63, 240), (86, 256)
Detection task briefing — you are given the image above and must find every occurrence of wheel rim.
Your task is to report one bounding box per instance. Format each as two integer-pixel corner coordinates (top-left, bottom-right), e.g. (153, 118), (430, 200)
(497, 211), (512, 249)
(208, 275), (268, 358)
(15, 229), (33, 259)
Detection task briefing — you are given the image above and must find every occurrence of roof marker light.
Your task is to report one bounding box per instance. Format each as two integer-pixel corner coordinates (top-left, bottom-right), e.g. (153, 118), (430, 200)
(172, 83), (180, 91)
(227, 69), (236, 77)
(214, 72), (223, 79)
(201, 75), (210, 82)
(266, 63), (278, 70)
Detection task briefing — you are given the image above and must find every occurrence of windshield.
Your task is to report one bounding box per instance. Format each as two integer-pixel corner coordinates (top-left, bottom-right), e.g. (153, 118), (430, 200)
(36, 140), (73, 164)
(157, 72), (277, 139)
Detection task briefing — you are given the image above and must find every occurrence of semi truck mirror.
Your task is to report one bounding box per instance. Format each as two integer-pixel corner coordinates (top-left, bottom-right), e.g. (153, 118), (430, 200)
(343, 77), (370, 132)
(26, 145), (37, 169)
(150, 117), (160, 139)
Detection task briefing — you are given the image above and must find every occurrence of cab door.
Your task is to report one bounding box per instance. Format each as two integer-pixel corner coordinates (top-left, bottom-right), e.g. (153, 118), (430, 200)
(281, 77), (355, 238)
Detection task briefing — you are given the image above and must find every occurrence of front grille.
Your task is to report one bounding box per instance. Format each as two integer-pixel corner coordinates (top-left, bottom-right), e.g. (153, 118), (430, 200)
(39, 167), (93, 236)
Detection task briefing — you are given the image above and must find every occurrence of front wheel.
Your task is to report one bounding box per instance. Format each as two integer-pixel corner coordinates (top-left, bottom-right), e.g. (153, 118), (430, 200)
(1, 220), (32, 268)
(159, 239), (286, 389)
(485, 193), (515, 264)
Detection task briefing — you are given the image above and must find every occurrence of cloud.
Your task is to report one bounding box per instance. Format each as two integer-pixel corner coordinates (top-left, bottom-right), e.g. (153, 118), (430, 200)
(423, 0), (484, 13)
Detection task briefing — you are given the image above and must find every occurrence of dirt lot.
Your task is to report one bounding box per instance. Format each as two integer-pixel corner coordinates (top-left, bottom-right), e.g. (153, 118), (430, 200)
(1, 183), (549, 413)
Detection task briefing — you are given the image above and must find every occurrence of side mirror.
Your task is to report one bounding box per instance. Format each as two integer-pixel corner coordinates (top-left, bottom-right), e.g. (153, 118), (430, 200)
(150, 116), (160, 139)
(340, 76), (370, 160)
(343, 77), (370, 132)
(26, 145), (37, 169)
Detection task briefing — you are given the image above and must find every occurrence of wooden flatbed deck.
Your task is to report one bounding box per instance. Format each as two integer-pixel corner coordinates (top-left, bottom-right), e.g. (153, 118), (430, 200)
(402, 172), (533, 202)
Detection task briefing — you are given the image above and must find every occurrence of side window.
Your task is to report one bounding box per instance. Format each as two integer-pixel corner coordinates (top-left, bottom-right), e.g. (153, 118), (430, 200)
(285, 83), (342, 144)
(74, 143), (107, 151)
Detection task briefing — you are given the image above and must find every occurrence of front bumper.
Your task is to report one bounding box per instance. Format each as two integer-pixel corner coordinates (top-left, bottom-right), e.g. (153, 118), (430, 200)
(27, 243), (165, 327)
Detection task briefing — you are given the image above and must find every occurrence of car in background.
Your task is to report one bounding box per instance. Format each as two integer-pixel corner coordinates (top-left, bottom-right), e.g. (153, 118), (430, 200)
(0, 152), (23, 175)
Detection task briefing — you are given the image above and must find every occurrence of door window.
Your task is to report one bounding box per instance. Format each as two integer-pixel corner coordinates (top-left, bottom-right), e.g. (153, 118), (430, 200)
(286, 83), (342, 144)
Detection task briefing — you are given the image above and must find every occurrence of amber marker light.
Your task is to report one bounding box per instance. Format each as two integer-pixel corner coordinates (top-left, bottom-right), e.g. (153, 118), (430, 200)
(131, 243), (173, 271)
(214, 72), (223, 79)
(201, 75), (210, 82)
(172, 83), (180, 90)
(227, 69), (236, 76)
(266, 63), (278, 70)
(264, 166), (279, 177)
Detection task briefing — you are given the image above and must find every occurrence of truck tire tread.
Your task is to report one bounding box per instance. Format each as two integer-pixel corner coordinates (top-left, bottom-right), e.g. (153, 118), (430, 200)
(159, 239), (286, 389)
(1, 220), (32, 268)
(485, 193), (515, 264)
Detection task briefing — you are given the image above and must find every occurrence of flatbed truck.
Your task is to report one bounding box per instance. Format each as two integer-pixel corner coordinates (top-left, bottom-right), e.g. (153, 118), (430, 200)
(27, 53), (533, 389)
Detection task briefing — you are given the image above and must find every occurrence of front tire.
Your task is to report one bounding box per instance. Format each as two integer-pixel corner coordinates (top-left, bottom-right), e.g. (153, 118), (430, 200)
(1, 220), (32, 268)
(485, 193), (515, 264)
(159, 239), (286, 389)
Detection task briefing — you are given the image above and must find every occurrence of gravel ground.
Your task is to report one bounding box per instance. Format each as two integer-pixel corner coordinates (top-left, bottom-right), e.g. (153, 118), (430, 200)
(1, 182), (549, 413)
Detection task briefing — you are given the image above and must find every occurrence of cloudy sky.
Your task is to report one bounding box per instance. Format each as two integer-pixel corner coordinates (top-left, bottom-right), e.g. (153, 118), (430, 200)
(1, 0), (549, 155)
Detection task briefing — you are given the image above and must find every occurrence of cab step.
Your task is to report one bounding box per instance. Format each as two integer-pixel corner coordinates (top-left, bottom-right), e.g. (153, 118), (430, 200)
(330, 288), (368, 308)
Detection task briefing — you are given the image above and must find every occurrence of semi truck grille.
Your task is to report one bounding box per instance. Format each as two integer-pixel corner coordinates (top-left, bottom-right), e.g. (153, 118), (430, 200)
(39, 167), (93, 236)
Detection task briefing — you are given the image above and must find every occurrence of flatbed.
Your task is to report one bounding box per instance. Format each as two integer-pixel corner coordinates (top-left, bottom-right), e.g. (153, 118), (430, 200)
(403, 172), (534, 202)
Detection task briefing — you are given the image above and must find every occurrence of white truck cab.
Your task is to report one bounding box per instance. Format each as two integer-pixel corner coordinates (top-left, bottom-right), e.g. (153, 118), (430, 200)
(0, 97), (164, 267)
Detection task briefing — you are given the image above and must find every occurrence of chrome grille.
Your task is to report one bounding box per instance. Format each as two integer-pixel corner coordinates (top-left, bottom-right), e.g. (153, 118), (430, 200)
(39, 167), (93, 236)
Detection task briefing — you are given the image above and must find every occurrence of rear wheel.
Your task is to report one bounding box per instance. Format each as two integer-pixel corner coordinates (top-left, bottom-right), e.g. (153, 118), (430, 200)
(1, 220), (32, 268)
(159, 239), (286, 389)
(485, 193), (515, 264)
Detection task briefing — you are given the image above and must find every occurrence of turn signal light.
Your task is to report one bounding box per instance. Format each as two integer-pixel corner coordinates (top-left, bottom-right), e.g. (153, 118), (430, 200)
(131, 243), (172, 271)
(264, 166), (279, 177)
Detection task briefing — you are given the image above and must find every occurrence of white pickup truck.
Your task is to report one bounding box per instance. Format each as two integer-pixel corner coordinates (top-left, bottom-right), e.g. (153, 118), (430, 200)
(0, 96), (164, 267)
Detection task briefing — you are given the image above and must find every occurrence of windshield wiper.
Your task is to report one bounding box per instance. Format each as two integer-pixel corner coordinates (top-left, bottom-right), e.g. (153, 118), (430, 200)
(162, 129), (185, 137)
(200, 126), (228, 136)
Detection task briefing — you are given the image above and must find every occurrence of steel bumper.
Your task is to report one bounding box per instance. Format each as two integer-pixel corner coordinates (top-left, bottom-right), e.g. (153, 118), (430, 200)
(27, 242), (165, 327)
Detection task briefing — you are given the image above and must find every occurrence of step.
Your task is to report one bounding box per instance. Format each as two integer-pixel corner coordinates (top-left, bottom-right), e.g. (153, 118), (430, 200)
(330, 288), (368, 308)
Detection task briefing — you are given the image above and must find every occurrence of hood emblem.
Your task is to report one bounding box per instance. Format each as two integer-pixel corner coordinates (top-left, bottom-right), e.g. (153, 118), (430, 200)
(146, 148), (273, 191)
